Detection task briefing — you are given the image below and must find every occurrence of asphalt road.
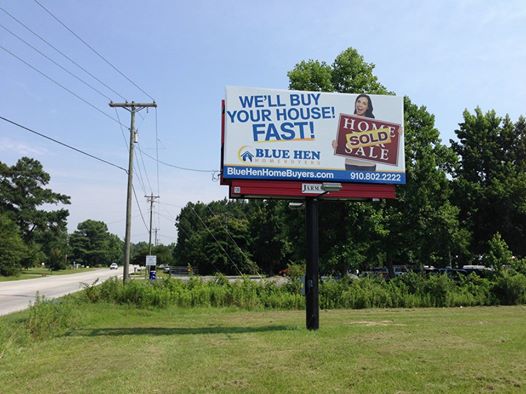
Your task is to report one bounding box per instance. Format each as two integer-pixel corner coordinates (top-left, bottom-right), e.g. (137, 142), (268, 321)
(0, 268), (122, 316)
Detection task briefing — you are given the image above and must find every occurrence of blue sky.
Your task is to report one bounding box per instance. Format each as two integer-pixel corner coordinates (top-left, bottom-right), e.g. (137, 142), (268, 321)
(1, 0), (525, 243)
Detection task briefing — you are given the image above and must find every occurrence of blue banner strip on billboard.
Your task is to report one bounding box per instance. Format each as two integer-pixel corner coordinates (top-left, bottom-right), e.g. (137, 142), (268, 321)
(223, 166), (406, 185)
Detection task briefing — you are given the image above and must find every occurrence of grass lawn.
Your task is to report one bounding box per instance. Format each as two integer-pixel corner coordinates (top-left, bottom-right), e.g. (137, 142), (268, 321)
(0, 267), (96, 282)
(1, 304), (525, 393)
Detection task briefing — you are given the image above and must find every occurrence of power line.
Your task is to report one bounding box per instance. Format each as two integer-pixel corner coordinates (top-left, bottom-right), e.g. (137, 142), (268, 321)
(113, 107), (150, 195)
(0, 44), (126, 128)
(189, 205), (246, 277)
(206, 205), (263, 278)
(0, 115), (127, 173)
(139, 149), (218, 173)
(0, 5), (128, 101)
(136, 143), (153, 193)
(32, 0), (155, 101)
(131, 184), (149, 232)
(0, 22), (112, 101)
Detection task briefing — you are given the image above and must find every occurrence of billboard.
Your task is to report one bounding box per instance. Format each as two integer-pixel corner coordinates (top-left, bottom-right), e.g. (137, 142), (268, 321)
(223, 86), (405, 184)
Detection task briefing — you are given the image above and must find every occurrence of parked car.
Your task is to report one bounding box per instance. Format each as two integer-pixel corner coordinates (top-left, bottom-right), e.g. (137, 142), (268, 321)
(393, 265), (409, 277)
(360, 267), (389, 279)
(110, 263), (118, 270)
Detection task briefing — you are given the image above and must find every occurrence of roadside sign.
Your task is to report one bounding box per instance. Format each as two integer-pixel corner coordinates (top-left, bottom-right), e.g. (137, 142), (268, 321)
(145, 255), (157, 266)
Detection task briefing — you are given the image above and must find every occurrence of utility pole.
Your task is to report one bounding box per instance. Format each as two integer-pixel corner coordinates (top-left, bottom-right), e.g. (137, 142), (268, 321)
(154, 228), (159, 246)
(146, 193), (160, 254)
(109, 101), (157, 283)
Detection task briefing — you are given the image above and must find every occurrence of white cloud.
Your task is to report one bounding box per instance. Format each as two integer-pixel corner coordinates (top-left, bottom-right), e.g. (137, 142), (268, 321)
(0, 137), (47, 156)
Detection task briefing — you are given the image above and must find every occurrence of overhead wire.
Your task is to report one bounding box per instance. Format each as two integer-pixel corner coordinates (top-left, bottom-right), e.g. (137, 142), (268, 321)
(188, 205), (246, 277)
(136, 143), (154, 193)
(206, 205), (263, 278)
(0, 22), (112, 101)
(0, 44), (127, 128)
(0, 5), (128, 101)
(0, 115), (127, 173)
(131, 184), (149, 232)
(139, 149), (218, 173)
(32, 0), (155, 101)
(113, 107), (153, 198)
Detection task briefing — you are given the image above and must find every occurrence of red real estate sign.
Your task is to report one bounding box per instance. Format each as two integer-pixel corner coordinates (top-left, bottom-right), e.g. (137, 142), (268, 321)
(334, 114), (402, 166)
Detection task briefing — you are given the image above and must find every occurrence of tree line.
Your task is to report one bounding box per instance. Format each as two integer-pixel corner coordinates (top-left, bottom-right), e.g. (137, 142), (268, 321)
(1, 47), (525, 277)
(0, 157), (175, 275)
(174, 48), (526, 276)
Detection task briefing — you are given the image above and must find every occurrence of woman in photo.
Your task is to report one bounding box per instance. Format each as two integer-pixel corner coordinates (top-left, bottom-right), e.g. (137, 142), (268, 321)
(333, 94), (377, 171)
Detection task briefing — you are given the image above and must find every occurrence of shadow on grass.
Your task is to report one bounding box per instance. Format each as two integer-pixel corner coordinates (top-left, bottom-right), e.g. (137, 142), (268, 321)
(77, 325), (296, 337)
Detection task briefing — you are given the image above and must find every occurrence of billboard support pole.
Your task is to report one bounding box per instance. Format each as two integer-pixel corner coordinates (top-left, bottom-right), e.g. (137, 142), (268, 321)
(305, 197), (319, 330)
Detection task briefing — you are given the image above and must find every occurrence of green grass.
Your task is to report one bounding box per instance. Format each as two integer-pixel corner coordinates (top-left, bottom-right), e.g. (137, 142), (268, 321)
(1, 304), (525, 393)
(0, 267), (96, 282)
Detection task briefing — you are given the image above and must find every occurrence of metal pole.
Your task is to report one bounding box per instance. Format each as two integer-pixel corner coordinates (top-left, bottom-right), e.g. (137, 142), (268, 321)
(305, 197), (319, 330)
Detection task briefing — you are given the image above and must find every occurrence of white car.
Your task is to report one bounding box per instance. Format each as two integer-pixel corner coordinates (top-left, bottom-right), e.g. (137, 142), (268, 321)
(109, 263), (118, 270)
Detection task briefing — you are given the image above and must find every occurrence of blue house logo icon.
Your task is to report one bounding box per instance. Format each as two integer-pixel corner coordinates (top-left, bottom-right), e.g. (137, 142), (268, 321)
(241, 150), (254, 162)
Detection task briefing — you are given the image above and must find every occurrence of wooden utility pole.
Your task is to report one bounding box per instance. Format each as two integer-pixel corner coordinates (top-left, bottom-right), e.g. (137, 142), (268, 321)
(146, 193), (160, 254)
(109, 101), (157, 283)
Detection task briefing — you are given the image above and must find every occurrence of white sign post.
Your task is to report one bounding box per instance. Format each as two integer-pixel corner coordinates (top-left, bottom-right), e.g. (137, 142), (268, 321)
(145, 255), (157, 266)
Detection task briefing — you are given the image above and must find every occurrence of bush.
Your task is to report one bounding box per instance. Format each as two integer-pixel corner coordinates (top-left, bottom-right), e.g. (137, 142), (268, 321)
(78, 273), (526, 310)
(492, 271), (526, 305)
(25, 294), (78, 340)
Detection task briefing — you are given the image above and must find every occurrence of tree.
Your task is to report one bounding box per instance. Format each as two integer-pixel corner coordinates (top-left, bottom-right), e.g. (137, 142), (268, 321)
(132, 243), (174, 267)
(0, 213), (26, 276)
(0, 157), (70, 243)
(0, 157), (70, 271)
(174, 200), (257, 274)
(450, 110), (526, 257)
(381, 98), (469, 268)
(287, 47), (464, 271)
(249, 200), (292, 275)
(484, 232), (513, 271)
(69, 220), (122, 266)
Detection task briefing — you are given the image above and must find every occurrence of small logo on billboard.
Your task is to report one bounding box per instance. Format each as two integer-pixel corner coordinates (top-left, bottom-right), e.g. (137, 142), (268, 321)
(302, 184), (323, 194)
(238, 145), (255, 162)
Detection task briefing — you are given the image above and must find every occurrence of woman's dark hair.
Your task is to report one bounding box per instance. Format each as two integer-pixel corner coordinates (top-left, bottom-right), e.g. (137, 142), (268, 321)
(354, 94), (375, 118)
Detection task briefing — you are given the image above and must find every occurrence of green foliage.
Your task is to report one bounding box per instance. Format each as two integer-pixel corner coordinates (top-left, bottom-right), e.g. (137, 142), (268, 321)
(25, 294), (78, 340)
(69, 220), (123, 266)
(0, 157), (70, 243)
(288, 60), (334, 91)
(174, 200), (259, 275)
(79, 271), (526, 311)
(492, 271), (526, 305)
(450, 110), (526, 258)
(0, 213), (26, 276)
(484, 232), (514, 271)
(132, 243), (175, 266)
(0, 157), (70, 274)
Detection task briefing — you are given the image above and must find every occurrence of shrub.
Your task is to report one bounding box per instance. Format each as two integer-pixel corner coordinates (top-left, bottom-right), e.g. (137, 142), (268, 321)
(25, 294), (78, 340)
(78, 272), (526, 310)
(492, 271), (526, 305)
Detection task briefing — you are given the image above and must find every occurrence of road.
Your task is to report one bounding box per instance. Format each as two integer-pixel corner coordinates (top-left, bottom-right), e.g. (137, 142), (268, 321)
(0, 268), (122, 316)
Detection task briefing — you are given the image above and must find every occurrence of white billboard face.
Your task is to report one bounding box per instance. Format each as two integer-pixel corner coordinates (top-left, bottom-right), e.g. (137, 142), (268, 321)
(223, 86), (405, 184)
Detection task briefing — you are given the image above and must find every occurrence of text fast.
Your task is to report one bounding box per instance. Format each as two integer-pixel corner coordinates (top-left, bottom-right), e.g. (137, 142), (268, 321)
(252, 121), (315, 142)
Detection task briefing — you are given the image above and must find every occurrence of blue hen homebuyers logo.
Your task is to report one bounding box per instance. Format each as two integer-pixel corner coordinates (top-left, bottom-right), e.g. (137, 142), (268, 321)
(237, 145), (321, 163)
(238, 146), (255, 162)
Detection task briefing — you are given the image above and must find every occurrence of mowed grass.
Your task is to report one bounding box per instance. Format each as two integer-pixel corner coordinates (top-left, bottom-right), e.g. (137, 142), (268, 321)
(1, 305), (525, 393)
(0, 267), (96, 282)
